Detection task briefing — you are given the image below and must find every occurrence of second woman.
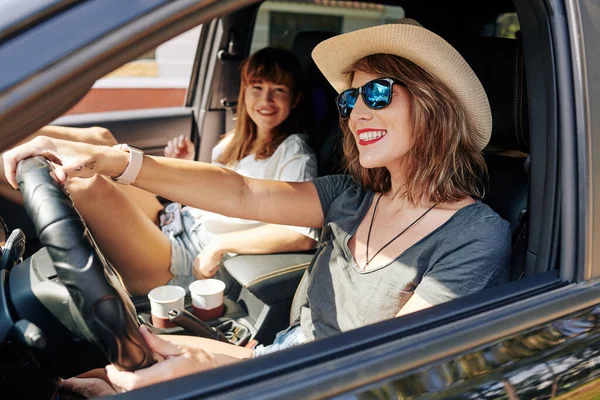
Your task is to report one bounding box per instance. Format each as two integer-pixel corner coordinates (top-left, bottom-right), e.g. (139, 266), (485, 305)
(0, 47), (318, 295)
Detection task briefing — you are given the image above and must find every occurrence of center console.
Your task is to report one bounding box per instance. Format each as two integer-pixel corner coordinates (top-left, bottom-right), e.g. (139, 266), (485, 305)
(136, 250), (315, 347)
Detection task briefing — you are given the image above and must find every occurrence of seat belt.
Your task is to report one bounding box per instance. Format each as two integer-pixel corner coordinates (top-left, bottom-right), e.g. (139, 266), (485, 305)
(511, 155), (530, 280)
(511, 207), (529, 280)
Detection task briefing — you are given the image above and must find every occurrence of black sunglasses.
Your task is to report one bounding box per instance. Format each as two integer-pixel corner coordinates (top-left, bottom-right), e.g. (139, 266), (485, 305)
(335, 78), (401, 119)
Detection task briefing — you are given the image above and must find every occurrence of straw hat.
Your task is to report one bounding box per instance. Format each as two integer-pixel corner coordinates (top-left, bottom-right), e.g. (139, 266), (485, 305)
(311, 19), (492, 150)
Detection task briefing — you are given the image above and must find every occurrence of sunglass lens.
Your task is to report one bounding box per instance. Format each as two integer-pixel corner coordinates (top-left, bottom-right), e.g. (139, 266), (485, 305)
(364, 80), (392, 109)
(337, 89), (358, 118)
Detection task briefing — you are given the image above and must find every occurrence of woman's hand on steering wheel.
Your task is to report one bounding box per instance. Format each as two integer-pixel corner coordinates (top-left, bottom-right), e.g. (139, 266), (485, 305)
(3, 135), (128, 189)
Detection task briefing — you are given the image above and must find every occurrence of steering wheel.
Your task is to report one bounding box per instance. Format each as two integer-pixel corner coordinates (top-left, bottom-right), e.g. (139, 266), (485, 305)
(16, 156), (154, 371)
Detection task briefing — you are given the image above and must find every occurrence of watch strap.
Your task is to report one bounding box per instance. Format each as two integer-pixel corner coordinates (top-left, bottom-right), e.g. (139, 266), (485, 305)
(112, 144), (144, 185)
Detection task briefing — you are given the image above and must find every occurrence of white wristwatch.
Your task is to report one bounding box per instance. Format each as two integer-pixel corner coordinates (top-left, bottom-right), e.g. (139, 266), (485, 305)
(112, 144), (144, 185)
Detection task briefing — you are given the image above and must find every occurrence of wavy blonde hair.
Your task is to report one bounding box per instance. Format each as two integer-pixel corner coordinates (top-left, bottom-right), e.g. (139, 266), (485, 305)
(341, 54), (487, 204)
(217, 47), (305, 166)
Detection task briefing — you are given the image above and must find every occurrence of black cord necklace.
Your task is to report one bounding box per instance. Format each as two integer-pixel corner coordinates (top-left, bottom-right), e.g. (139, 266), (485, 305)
(364, 193), (437, 270)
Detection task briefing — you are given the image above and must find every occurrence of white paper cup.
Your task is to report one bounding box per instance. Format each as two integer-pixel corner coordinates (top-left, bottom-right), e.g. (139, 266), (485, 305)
(148, 285), (185, 328)
(189, 279), (226, 320)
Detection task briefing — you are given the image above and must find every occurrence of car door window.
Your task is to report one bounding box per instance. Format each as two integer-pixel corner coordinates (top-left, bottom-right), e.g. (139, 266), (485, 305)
(66, 26), (201, 115)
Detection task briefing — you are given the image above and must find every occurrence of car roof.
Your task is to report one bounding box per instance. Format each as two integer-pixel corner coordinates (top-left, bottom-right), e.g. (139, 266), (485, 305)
(0, 0), (74, 40)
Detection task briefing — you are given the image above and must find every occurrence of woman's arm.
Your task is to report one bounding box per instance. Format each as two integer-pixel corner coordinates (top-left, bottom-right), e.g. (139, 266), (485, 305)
(195, 224), (317, 278)
(212, 224), (316, 254)
(395, 294), (432, 317)
(3, 136), (325, 229)
(60, 325), (251, 395)
(136, 156), (323, 228)
(0, 126), (115, 185)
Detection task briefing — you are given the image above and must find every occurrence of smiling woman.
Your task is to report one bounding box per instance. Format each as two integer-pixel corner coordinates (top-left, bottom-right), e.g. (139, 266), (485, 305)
(215, 46), (307, 165)
(338, 56), (488, 202)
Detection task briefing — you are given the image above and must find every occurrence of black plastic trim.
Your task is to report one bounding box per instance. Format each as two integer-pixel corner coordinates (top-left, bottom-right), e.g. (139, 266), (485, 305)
(0, 270), (15, 342)
(546, 2), (579, 284)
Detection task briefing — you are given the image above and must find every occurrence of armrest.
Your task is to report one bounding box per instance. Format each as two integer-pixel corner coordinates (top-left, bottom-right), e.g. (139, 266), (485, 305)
(222, 251), (315, 305)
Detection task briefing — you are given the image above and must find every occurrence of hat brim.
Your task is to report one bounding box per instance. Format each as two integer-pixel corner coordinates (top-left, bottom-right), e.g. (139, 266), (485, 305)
(312, 24), (492, 150)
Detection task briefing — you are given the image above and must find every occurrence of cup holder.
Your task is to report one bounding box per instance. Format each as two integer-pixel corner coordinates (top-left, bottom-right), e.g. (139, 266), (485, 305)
(136, 295), (255, 346)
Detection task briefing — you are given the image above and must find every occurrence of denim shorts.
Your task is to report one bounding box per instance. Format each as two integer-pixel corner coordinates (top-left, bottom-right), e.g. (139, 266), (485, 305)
(253, 325), (306, 357)
(165, 208), (205, 289)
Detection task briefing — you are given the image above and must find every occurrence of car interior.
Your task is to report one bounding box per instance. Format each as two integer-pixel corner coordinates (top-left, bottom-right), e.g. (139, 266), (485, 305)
(0, 0), (570, 397)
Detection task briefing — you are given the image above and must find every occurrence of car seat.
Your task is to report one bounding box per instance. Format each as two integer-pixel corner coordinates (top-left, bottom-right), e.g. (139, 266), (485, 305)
(451, 35), (530, 281)
(291, 30), (344, 177)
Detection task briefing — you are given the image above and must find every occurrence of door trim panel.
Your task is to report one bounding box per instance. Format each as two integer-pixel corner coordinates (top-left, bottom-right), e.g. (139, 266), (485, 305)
(53, 107), (194, 155)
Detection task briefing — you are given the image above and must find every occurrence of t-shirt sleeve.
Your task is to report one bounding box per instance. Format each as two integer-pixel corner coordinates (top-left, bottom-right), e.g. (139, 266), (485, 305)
(274, 137), (318, 182)
(211, 133), (234, 162)
(312, 174), (356, 218)
(414, 215), (511, 305)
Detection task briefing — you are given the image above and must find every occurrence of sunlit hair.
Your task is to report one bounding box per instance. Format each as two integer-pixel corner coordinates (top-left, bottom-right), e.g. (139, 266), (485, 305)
(341, 54), (488, 204)
(217, 47), (305, 166)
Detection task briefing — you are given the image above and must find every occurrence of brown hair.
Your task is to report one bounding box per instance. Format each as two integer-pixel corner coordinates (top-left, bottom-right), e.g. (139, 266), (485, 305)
(341, 54), (488, 204)
(217, 47), (306, 166)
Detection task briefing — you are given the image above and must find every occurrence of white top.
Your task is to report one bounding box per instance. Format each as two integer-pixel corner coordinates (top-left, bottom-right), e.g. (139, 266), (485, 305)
(186, 133), (319, 245)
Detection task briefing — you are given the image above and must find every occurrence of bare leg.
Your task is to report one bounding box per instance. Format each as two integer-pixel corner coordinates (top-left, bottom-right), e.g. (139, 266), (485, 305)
(117, 185), (165, 222)
(67, 176), (172, 296)
(160, 335), (254, 360)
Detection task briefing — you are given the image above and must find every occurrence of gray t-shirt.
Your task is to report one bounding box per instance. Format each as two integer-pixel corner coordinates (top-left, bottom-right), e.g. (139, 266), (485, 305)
(293, 174), (511, 341)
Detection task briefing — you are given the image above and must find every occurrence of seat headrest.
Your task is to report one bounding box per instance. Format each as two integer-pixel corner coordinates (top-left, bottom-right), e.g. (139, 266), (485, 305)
(291, 30), (342, 176)
(292, 31), (336, 79)
(451, 36), (529, 153)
